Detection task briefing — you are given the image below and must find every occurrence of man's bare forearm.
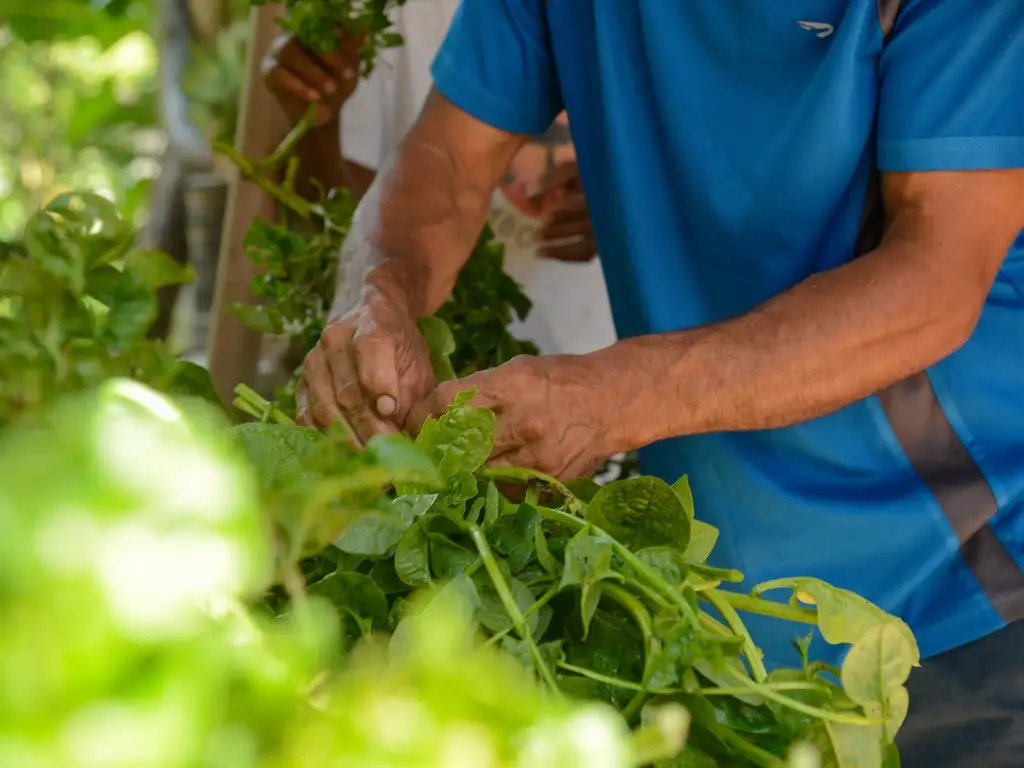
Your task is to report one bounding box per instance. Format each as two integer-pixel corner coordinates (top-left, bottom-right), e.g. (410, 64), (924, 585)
(604, 170), (1024, 453)
(607, 240), (978, 450)
(333, 90), (527, 319)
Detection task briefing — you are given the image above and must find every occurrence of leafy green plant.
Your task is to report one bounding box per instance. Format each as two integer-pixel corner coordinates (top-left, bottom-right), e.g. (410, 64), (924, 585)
(0, 192), (217, 427)
(234, 383), (920, 768)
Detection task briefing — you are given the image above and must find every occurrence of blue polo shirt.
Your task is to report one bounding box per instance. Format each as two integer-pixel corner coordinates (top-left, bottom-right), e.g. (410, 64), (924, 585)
(432, 1), (1024, 667)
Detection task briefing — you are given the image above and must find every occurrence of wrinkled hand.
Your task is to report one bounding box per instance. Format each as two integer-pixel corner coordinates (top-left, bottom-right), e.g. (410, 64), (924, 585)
(406, 354), (623, 479)
(262, 31), (362, 126)
(297, 294), (436, 446)
(538, 160), (597, 262)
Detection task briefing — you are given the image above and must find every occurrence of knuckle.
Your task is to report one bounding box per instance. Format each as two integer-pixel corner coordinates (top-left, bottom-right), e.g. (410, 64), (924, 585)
(319, 322), (352, 352)
(302, 345), (323, 372)
(333, 377), (362, 407)
(520, 415), (547, 442)
(506, 355), (536, 376)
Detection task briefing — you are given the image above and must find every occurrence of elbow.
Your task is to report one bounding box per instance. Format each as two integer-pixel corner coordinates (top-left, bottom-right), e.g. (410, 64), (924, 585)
(930, 287), (986, 361)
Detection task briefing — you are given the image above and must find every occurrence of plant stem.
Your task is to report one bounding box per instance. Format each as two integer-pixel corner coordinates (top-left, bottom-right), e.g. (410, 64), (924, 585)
(215, 140), (313, 220)
(478, 466), (582, 512)
(467, 524), (562, 696)
(723, 667), (881, 727)
(535, 507), (723, 643)
(603, 582), (660, 720)
(711, 726), (785, 768)
(704, 589), (768, 683)
(233, 383), (294, 425)
(558, 662), (653, 693)
(696, 682), (822, 697)
(261, 102), (318, 170)
(484, 581), (560, 647)
(715, 590), (819, 626)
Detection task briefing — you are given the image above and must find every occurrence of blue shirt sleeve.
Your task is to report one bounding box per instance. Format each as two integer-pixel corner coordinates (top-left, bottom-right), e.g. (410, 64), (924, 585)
(430, 0), (563, 136)
(877, 1), (1024, 172)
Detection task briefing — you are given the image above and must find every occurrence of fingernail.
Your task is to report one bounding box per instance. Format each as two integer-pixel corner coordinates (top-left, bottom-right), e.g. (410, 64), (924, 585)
(324, 81), (337, 94)
(376, 395), (398, 417)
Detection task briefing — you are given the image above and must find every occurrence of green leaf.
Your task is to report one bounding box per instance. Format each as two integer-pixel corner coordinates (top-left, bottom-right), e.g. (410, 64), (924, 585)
(840, 623), (914, 742)
(418, 315), (457, 381)
(423, 515), (477, 580)
(434, 469), (479, 509)
(86, 265), (156, 345)
(366, 433), (442, 488)
(369, 559), (409, 596)
(231, 422), (325, 493)
(482, 481), (502, 530)
(565, 477), (601, 502)
(635, 546), (689, 586)
(24, 192), (132, 286)
(476, 577), (540, 636)
(823, 722), (884, 768)
(587, 476), (690, 552)
(488, 504), (539, 573)
(752, 577), (919, 657)
(335, 494), (436, 558)
(123, 250), (195, 289)
(394, 518), (432, 587)
(501, 638), (565, 678)
(684, 520), (720, 564)
(560, 530), (616, 638)
(533, 522), (560, 576)
(671, 475), (696, 520)
(308, 571), (389, 635)
(165, 361), (224, 407)
(435, 572), (481, 615)
(564, 608), (645, 709)
(414, 389), (496, 479)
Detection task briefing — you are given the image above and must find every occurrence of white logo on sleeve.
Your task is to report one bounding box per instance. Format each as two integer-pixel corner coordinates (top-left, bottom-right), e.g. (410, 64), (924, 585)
(796, 20), (835, 38)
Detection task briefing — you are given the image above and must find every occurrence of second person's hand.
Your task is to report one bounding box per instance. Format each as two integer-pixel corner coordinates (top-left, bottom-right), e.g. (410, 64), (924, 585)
(296, 291), (437, 446)
(537, 160), (597, 262)
(262, 30), (363, 126)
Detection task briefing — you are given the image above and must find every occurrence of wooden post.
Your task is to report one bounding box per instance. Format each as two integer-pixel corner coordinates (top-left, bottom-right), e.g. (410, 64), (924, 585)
(206, 4), (290, 402)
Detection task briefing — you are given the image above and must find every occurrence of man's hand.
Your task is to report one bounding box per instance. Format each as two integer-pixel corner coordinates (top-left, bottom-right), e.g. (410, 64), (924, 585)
(298, 90), (533, 442)
(262, 32), (362, 126)
(297, 292), (436, 445)
(538, 160), (597, 262)
(406, 353), (625, 479)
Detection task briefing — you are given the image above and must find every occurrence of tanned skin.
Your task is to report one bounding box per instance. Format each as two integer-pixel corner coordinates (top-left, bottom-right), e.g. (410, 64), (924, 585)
(299, 89), (1024, 479)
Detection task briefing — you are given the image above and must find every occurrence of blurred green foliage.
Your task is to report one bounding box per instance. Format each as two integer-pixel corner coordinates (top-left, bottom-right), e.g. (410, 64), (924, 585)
(0, 1), (159, 243)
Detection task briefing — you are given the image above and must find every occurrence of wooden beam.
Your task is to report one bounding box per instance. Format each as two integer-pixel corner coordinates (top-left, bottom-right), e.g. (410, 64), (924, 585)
(206, 4), (290, 402)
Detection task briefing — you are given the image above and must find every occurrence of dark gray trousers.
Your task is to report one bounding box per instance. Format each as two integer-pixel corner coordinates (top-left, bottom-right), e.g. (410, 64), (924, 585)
(897, 622), (1024, 767)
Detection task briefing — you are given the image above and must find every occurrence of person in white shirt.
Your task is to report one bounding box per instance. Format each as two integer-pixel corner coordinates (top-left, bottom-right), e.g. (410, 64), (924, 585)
(258, 0), (616, 355)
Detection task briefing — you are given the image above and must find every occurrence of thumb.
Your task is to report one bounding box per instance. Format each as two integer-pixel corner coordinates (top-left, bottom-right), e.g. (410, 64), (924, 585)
(352, 331), (400, 419)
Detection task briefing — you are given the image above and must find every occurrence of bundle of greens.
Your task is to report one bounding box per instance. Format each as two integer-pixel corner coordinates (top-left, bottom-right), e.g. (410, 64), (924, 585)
(250, 0), (409, 72)
(233, 381), (919, 768)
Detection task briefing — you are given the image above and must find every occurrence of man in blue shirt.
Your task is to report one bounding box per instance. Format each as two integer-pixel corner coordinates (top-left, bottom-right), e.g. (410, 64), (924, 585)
(297, 2), (1024, 764)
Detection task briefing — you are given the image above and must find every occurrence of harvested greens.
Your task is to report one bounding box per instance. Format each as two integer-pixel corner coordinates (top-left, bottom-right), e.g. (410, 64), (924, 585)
(251, 0), (409, 72)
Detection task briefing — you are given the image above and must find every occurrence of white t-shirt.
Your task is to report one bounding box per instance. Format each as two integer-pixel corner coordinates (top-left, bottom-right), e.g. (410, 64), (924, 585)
(339, 0), (617, 356)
